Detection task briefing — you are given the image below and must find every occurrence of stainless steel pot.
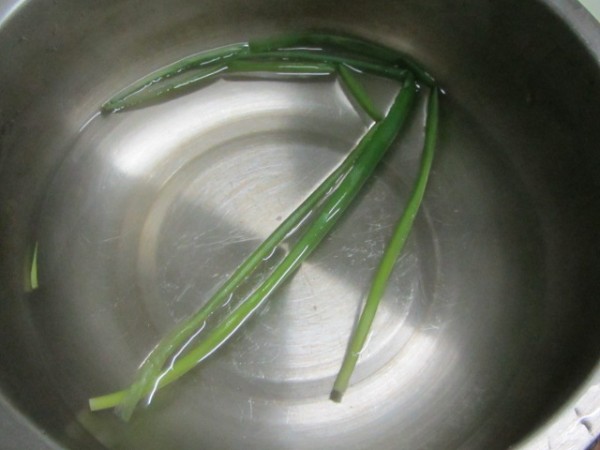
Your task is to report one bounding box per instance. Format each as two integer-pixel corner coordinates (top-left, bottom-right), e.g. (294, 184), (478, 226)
(0, 0), (599, 449)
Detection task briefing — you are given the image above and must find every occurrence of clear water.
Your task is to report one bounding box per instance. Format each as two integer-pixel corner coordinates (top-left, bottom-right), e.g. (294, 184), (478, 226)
(28, 69), (545, 449)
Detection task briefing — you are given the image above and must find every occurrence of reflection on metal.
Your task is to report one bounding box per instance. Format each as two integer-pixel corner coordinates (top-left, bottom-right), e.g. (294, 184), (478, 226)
(0, 0), (28, 27)
(0, 0), (599, 448)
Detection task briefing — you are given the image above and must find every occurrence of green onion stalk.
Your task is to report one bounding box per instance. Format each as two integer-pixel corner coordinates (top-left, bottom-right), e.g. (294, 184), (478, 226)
(248, 32), (435, 86)
(101, 43), (250, 113)
(89, 32), (440, 418)
(89, 75), (417, 415)
(101, 34), (426, 114)
(330, 87), (439, 402)
(93, 77), (407, 419)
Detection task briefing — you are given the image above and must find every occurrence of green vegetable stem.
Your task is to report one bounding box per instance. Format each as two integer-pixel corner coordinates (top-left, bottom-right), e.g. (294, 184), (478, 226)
(96, 75), (405, 420)
(101, 33), (423, 114)
(330, 87), (439, 402)
(248, 32), (435, 86)
(89, 32), (440, 418)
(89, 75), (417, 415)
(338, 63), (383, 122)
(101, 43), (249, 113)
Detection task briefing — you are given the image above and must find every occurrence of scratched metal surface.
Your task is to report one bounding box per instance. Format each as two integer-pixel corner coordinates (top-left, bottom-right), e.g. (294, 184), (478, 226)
(0, 0), (599, 449)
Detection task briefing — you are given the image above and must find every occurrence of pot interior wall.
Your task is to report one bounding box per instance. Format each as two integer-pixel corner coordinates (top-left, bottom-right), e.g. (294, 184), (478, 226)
(0, 1), (599, 449)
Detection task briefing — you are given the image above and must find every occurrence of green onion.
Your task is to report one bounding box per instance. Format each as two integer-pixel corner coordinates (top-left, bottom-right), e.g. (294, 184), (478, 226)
(90, 32), (441, 416)
(88, 75), (417, 414)
(330, 87), (439, 402)
(101, 43), (249, 113)
(102, 33), (426, 114)
(249, 32), (435, 86)
(30, 242), (39, 290)
(338, 63), (383, 122)
(102, 59), (338, 114)
(91, 76), (408, 418)
(101, 63), (229, 113)
(102, 59), (335, 114)
(101, 39), (414, 114)
(247, 50), (409, 82)
(227, 59), (335, 75)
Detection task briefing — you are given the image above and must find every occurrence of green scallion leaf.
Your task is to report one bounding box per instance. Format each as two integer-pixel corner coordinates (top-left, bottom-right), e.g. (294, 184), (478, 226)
(330, 87), (439, 402)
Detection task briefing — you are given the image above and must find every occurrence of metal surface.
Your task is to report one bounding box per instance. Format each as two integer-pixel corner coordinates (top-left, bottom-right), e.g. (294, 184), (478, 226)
(0, 0), (599, 449)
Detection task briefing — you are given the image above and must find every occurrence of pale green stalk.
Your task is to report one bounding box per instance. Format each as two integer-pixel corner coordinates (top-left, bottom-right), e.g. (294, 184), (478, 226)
(227, 60), (335, 75)
(102, 43), (249, 113)
(30, 243), (39, 290)
(330, 88), (439, 402)
(249, 32), (435, 85)
(89, 76), (417, 413)
(247, 50), (409, 82)
(101, 60), (337, 114)
(338, 63), (383, 122)
(91, 81), (400, 419)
